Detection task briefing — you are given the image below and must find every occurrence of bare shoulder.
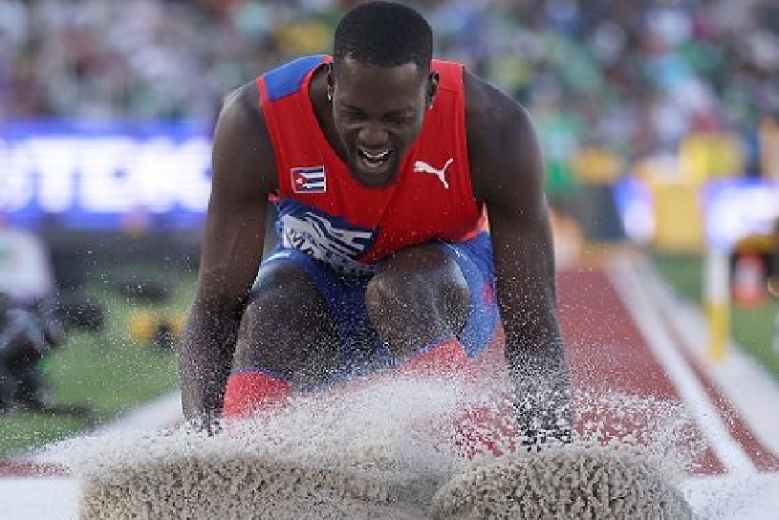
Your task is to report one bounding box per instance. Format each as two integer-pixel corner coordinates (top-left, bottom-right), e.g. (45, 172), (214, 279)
(463, 71), (536, 154)
(217, 80), (263, 138)
(463, 71), (542, 205)
(212, 80), (277, 196)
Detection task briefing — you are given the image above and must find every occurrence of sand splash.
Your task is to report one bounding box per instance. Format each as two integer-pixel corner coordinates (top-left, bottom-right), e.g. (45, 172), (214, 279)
(63, 373), (696, 519)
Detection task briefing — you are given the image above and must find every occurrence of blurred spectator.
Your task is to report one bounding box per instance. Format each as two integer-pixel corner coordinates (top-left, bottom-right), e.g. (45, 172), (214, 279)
(2, 0), (778, 172)
(0, 292), (64, 412)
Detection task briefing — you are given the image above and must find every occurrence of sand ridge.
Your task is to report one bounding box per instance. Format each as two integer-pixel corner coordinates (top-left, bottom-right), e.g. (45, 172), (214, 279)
(69, 374), (696, 519)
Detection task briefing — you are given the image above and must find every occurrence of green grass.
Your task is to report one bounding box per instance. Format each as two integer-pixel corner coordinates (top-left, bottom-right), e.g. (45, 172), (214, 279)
(652, 252), (779, 380)
(732, 304), (779, 378)
(650, 253), (704, 303)
(0, 266), (196, 458)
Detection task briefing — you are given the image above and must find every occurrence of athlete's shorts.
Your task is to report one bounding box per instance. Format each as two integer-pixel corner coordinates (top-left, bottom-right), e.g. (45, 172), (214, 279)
(254, 232), (501, 383)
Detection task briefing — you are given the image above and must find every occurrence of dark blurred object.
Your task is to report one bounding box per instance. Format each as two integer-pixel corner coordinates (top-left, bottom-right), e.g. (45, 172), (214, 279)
(55, 294), (106, 332)
(48, 248), (88, 291)
(115, 275), (173, 303)
(151, 320), (176, 351)
(44, 230), (201, 295)
(127, 309), (185, 350)
(564, 184), (626, 243)
(0, 292), (92, 419)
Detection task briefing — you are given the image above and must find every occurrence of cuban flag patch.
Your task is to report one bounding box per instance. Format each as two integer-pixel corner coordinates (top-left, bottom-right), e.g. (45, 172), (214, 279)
(291, 166), (327, 193)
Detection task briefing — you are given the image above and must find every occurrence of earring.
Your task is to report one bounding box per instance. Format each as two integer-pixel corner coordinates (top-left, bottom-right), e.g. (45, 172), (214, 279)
(326, 86), (333, 103)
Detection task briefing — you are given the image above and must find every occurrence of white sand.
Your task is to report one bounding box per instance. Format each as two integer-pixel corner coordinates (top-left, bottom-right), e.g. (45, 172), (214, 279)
(60, 372), (705, 519)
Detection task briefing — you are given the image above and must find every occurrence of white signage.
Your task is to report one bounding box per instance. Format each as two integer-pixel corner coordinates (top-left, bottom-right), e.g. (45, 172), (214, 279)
(705, 179), (779, 251)
(0, 134), (212, 224)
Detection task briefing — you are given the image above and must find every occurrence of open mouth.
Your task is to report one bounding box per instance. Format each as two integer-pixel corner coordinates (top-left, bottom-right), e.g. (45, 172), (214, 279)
(357, 148), (393, 169)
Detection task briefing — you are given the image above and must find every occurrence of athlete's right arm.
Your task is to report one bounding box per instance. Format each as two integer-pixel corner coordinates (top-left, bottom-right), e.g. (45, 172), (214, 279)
(178, 82), (276, 428)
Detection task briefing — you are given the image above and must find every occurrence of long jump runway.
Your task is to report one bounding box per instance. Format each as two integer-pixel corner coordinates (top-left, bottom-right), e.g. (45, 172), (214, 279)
(2, 252), (779, 518)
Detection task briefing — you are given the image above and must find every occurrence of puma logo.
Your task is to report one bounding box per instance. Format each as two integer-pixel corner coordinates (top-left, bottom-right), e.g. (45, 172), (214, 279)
(413, 158), (454, 189)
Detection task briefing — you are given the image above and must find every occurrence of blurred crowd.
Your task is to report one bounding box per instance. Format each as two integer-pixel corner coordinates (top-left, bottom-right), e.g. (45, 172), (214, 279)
(1, 0), (779, 166)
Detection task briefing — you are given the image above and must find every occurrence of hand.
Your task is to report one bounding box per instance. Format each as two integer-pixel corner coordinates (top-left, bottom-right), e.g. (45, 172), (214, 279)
(519, 425), (573, 453)
(185, 412), (223, 436)
(512, 380), (573, 453)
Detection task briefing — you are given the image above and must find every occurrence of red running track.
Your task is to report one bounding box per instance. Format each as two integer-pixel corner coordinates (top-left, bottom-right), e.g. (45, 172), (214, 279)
(558, 267), (779, 475)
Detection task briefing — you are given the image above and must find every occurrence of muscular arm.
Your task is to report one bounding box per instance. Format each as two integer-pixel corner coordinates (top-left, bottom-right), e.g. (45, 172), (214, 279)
(178, 83), (275, 425)
(466, 74), (572, 447)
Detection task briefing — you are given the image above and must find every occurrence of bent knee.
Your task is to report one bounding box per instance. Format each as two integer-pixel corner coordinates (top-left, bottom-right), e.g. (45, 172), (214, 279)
(365, 260), (469, 324)
(244, 261), (329, 329)
(235, 262), (336, 381)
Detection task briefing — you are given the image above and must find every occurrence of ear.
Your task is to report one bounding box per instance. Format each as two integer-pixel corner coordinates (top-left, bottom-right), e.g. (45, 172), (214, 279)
(426, 71), (439, 110)
(326, 63), (335, 98)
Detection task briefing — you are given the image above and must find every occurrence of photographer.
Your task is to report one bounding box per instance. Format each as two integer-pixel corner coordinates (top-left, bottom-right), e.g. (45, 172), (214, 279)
(0, 292), (67, 412)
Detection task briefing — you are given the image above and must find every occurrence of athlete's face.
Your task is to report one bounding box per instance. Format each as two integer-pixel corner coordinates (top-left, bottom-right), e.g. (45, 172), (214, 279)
(330, 57), (437, 187)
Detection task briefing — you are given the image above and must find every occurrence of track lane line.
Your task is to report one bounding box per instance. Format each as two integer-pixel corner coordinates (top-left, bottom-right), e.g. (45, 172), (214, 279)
(633, 256), (779, 468)
(558, 268), (722, 472)
(609, 259), (756, 475)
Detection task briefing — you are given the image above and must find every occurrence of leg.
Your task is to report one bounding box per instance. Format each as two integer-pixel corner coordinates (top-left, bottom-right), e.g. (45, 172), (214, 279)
(232, 257), (339, 390)
(365, 243), (470, 359)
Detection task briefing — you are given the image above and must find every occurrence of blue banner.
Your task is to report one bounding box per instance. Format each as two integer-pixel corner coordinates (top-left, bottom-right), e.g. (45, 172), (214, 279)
(612, 176), (655, 244)
(0, 120), (213, 230)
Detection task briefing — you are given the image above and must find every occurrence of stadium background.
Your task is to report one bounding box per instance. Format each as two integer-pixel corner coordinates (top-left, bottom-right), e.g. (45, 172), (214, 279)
(0, 0), (778, 464)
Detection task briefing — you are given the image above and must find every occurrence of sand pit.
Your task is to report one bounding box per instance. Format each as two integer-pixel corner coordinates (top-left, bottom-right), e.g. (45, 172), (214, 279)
(75, 376), (468, 519)
(70, 376), (696, 519)
(430, 446), (693, 519)
(78, 442), (691, 520)
(79, 455), (424, 519)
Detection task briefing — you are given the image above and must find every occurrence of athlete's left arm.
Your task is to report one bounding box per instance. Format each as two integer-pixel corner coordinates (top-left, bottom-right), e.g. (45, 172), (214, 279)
(466, 75), (572, 449)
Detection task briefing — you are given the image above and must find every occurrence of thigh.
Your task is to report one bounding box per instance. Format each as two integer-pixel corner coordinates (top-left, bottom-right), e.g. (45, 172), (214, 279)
(366, 234), (499, 359)
(234, 250), (339, 389)
(366, 242), (471, 357)
(236, 249), (390, 388)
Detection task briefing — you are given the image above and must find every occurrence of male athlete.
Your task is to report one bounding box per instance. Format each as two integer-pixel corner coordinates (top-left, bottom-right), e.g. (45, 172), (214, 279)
(178, 1), (572, 448)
